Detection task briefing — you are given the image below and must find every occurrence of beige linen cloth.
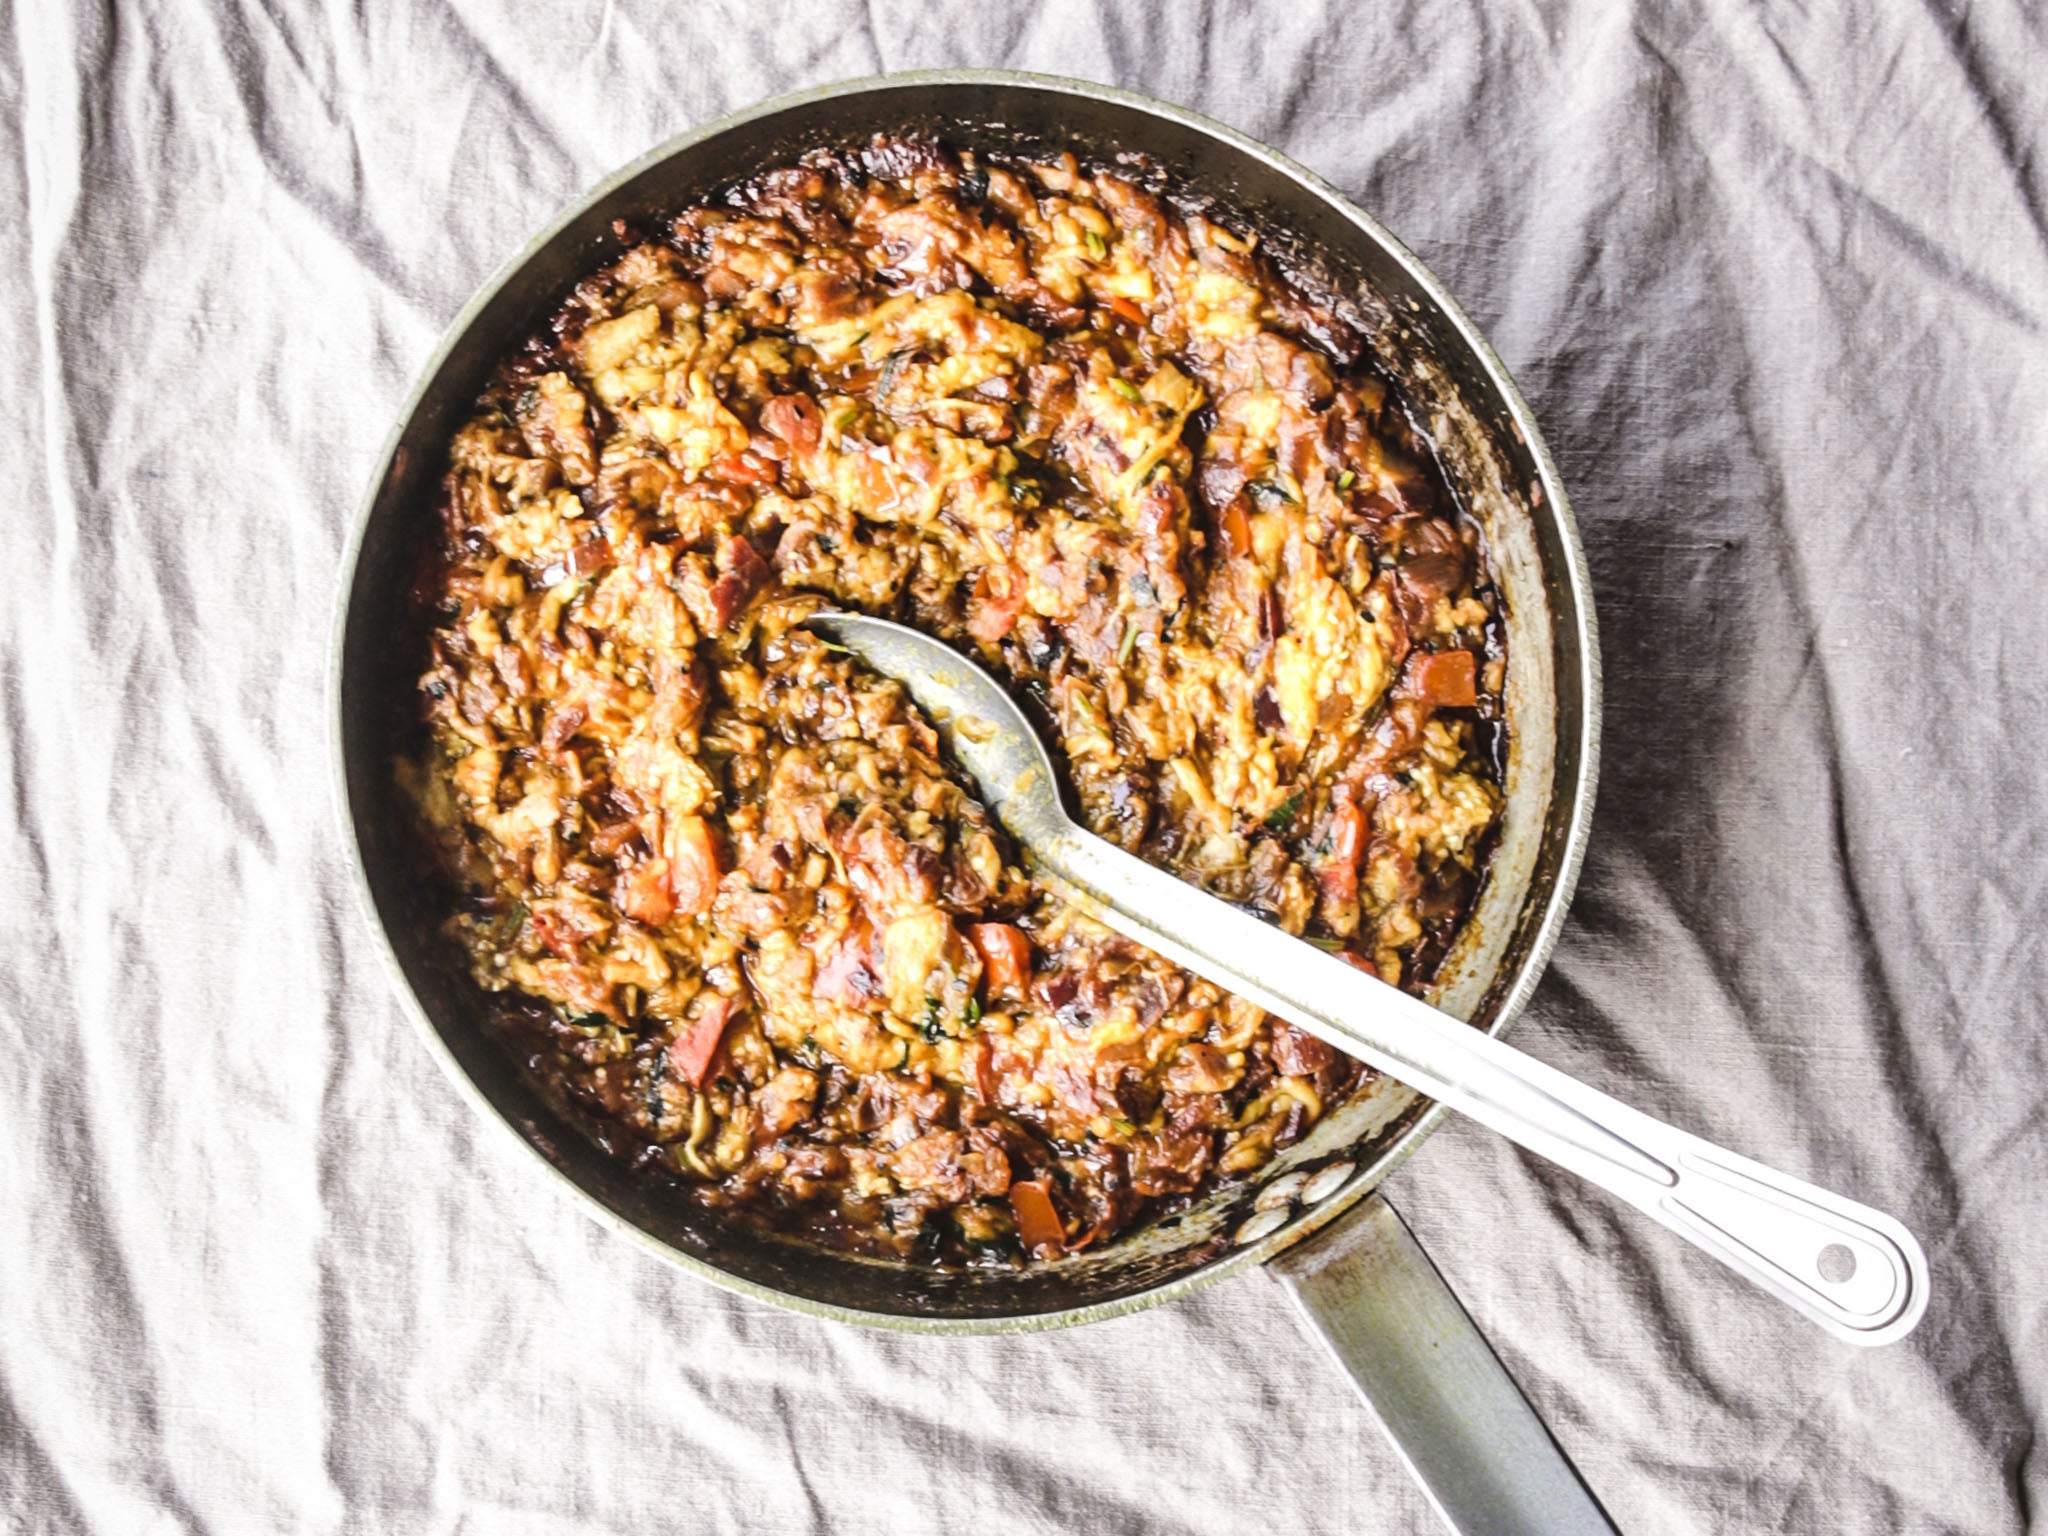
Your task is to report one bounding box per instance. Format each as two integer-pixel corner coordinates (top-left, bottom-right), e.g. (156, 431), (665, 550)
(3, 3), (2043, 1530)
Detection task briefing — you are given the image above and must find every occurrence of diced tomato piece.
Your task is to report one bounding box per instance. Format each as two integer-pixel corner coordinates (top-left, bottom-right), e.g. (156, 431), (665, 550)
(1008, 1179), (1066, 1255)
(1316, 859), (1359, 908)
(708, 535), (771, 631)
(967, 922), (1033, 999)
(1315, 799), (1367, 907)
(1329, 799), (1367, 869)
(529, 907), (578, 959)
(664, 814), (722, 916)
(614, 856), (674, 926)
(1403, 648), (1478, 708)
(668, 996), (734, 1086)
(813, 922), (884, 1008)
(708, 450), (779, 488)
(716, 534), (766, 576)
(966, 564), (1027, 643)
(1219, 499), (1251, 559)
(1106, 295), (1148, 328)
(1337, 951), (1379, 977)
(758, 391), (823, 456)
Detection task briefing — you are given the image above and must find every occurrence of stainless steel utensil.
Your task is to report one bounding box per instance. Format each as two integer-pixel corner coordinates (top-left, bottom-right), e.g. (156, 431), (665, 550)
(807, 613), (1930, 1346)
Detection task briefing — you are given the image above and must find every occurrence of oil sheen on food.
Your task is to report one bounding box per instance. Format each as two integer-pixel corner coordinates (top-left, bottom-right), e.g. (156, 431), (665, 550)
(404, 136), (1506, 1265)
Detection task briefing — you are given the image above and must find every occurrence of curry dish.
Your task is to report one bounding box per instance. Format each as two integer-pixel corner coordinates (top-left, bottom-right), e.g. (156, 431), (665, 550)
(405, 136), (1506, 1264)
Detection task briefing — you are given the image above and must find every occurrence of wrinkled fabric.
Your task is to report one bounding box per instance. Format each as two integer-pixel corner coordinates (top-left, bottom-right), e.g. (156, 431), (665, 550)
(3, 3), (2044, 1531)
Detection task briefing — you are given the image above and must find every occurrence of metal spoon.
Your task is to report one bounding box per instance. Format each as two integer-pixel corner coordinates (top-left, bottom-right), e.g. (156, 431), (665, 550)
(807, 612), (1929, 1345)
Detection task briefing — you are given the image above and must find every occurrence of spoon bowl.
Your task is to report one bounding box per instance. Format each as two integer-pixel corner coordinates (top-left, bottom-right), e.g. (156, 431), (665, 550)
(808, 612), (1071, 848)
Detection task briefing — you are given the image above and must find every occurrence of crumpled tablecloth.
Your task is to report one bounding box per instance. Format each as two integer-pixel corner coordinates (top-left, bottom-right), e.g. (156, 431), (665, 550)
(4, 3), (2043, 1531)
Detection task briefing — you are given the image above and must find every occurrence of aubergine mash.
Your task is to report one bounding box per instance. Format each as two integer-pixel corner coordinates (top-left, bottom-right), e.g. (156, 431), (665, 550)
(405, 137), (1506, 1263)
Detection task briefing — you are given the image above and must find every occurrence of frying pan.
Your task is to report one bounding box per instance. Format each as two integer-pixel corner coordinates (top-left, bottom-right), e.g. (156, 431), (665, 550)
(332, 72), (1608, 1529)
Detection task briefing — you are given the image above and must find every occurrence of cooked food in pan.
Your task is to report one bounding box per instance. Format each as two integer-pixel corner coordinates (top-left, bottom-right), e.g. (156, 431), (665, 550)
(403, 135), (1506, 1264)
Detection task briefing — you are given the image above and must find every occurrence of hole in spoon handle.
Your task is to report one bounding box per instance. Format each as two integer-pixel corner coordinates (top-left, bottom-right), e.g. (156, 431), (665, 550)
(1817, 1243), (1857, 1284)
(1657, 1150), (1928, 1345)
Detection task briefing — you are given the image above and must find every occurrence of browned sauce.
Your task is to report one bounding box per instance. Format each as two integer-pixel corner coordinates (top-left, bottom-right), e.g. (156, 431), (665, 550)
(404, 136), (1505, 1265)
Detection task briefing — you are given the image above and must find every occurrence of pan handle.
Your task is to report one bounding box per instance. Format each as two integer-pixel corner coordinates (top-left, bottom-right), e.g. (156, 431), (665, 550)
(1268, 1194), (1620, 1536)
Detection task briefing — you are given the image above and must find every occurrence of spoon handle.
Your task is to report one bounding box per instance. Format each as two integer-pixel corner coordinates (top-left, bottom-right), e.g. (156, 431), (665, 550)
(1041, 827), (1928, 1345)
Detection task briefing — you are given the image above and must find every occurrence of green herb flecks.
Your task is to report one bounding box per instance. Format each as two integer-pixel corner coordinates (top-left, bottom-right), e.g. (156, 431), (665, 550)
(1109, 376), (1142, 403)
(1083, 229), (1108, 261)
(492, 900), (529, 950)
(1264, 792), (1304, 833)
(1336, 469), (1356, 491)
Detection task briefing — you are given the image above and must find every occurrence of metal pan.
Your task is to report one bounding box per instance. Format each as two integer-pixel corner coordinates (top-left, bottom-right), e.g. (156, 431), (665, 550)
(332, 70), (1606, 1527)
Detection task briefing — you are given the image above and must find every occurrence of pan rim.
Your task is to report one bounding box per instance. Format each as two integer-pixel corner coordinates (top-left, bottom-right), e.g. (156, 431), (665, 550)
(327, 66), (1603, 1335)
